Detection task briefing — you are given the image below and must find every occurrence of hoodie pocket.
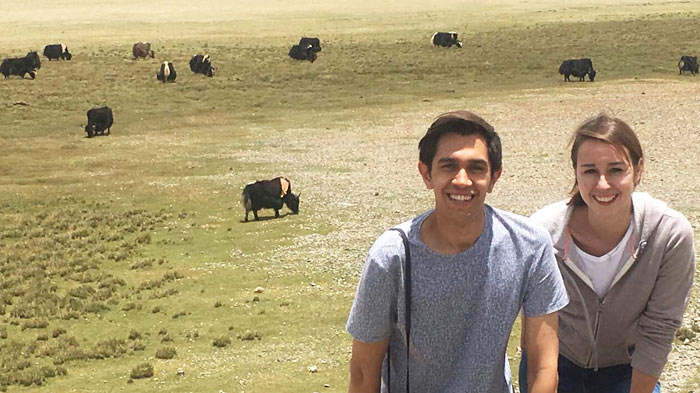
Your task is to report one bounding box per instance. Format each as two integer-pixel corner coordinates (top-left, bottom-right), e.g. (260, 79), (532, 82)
(558, 321), (592, 365)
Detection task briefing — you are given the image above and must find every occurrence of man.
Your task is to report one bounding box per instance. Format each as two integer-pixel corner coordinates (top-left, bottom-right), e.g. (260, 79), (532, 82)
(346, 110), (569, 393)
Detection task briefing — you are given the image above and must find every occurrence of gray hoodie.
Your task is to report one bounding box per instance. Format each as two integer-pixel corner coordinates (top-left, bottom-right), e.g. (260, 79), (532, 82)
(531, 192), (695, 377)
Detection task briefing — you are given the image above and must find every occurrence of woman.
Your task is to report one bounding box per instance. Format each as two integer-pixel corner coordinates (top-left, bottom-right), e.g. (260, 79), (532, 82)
(519, 114), (695, 393)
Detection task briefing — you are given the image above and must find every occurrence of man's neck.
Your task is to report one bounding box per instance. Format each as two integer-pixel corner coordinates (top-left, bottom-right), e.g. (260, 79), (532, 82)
(420, 208), (486, 255)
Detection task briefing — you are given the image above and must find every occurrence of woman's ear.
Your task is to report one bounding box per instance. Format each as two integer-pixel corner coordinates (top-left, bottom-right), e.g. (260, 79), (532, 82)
(634, 158), (644, 185)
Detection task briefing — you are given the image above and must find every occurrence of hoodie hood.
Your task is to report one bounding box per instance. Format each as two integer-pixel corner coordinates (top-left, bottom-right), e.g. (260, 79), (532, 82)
(533, 192), (667, 262)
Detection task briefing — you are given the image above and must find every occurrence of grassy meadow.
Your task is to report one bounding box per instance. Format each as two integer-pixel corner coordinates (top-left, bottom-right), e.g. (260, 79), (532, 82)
(1, 1), (700, 392)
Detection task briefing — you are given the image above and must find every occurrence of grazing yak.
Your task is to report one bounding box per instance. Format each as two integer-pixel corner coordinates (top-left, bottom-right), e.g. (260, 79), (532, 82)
(241, 177), (300, 222)
(189, 54), (215, 77)
(288, 44), (318, 63)
(43, 44), (72, 60)
(1, 51), (41, 79)
(431, 32), (462, 48)
(558, 58), (596, 82)
(678, 55), (699, 75)
(84, 106), (113, 138)
(299, 37), (322, 52)
(132, 42), (154, 59)
(156, 61), (176, 82)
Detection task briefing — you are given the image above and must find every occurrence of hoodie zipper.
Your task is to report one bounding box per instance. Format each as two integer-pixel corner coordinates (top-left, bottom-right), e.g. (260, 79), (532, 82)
(586, 298), (605, 369)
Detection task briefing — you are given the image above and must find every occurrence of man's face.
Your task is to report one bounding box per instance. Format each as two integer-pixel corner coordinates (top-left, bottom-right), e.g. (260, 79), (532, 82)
(418, 133), (501, 219)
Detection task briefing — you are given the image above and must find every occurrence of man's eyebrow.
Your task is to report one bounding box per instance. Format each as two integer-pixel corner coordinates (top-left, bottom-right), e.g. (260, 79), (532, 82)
(580, 161), (626, 167)
(436, 157), (488, 165)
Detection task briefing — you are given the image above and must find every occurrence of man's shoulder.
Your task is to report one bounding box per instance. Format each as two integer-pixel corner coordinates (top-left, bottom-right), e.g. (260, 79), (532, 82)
(488, 205), (552, 246)
(367, 211), (431, 264)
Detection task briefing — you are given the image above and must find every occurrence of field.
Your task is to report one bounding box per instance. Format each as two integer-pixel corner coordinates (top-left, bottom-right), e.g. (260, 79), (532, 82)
(1, 0), (700, 392)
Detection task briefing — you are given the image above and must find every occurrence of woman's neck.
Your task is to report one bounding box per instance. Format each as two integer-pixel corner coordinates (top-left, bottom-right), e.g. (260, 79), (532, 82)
(569, 204), (633, 257)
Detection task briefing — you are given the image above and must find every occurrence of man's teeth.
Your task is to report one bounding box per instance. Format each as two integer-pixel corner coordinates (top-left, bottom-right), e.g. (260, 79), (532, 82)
(450, 194), (473, 201)
(594, 195), (615, 202)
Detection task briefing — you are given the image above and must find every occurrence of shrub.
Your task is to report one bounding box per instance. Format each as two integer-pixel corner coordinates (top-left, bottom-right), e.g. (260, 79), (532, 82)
(52, 328), (67, 338)
(61, 311), (80, 320)
(171, 311), (187, 319)
(238, 330), (262, 341)
(163, 271), (184, 281)
(150, 288), (179, 299)
(84, 302), (109, 313)
(184, 329), (199, 341)
(130, 363), (154, 379)
(91, 338), (127, 359)
(21, 319), (49, 331)
(121, 302), (136, 311)
(214, 301), (223, 308)
(212, 336), (231, 348)
(676, 326), (697, 341)
(139, 279), (164, 291)
(129, 259), (153, 270)
(128, 330), (141, 340)
(155, 347), (177, 359)
(0, 327), (7, 339)
(40, 366), (56, 378)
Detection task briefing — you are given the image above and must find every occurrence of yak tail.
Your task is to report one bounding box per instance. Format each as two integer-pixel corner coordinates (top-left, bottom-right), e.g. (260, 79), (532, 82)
(241, 189), (252, 211)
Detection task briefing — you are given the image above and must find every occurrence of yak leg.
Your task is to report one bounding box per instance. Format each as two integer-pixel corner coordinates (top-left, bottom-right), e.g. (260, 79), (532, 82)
(253, 210), (259, 221)
(274, 209), (280, 218)
(244, 210), (249, 222)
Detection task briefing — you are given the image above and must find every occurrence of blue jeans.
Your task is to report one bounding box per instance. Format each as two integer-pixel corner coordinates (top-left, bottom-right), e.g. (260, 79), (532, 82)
(518, 351), (661, 393)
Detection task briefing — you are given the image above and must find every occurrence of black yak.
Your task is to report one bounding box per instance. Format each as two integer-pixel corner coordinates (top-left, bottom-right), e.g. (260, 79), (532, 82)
(242, 177), (300, 221)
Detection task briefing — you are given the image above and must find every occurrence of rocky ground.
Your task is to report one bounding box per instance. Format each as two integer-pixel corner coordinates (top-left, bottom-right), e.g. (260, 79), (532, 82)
(306, 78), (700, 392)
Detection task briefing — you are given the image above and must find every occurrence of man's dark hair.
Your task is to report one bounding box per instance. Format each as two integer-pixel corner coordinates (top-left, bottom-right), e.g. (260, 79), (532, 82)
(418, 110), (502, 175)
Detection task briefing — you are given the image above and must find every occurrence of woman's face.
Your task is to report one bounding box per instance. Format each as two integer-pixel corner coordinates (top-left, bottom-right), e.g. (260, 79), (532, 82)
(575, 139), (640, 215)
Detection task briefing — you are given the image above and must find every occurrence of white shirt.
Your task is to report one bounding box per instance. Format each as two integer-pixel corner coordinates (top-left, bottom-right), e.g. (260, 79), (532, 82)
(571, 221), (635, 299)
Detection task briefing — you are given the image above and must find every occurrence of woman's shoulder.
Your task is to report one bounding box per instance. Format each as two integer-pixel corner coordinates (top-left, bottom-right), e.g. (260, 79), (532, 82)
(530, 199), (571, 226)
(633, 192), (693, 237)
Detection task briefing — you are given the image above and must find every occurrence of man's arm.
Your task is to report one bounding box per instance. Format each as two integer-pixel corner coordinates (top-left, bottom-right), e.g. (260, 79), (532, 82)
(523, 312), (559, 393)
(630, 368), (659, 393)
(348, 338), (389, 393)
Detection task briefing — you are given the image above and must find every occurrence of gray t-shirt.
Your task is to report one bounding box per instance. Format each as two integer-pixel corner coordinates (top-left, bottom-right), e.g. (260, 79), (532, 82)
(346, 206), (569, 393)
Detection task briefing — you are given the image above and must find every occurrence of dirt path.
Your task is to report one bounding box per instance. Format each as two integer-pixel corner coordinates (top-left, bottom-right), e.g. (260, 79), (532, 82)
(325, 78), (700, 391)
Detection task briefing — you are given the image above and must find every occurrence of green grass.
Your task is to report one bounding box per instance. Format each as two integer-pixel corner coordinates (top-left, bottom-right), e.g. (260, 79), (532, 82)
(1, 1), (700, 392)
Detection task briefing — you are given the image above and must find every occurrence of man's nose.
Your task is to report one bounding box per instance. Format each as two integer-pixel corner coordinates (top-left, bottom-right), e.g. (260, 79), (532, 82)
(454, 168), (472, 186)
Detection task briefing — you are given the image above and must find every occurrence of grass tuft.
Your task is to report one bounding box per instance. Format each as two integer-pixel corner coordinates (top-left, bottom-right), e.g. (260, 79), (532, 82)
(130, 363), (154, 379)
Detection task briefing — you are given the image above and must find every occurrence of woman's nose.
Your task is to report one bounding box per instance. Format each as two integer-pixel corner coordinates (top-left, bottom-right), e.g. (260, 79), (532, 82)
(596, 175), (611, 189)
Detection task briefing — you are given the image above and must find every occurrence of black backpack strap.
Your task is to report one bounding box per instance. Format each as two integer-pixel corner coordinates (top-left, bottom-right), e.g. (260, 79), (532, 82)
(389, 227), (411, 393)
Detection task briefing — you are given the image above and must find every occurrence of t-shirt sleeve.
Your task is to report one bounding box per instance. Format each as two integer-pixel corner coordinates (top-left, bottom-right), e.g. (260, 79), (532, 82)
(346, 233), (400, 343)
(522, 233), (569, 317)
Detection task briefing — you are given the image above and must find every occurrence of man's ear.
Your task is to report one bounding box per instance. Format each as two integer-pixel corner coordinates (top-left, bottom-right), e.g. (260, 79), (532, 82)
(418, 161), (433, 189)
(487, 167), (503, 193)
